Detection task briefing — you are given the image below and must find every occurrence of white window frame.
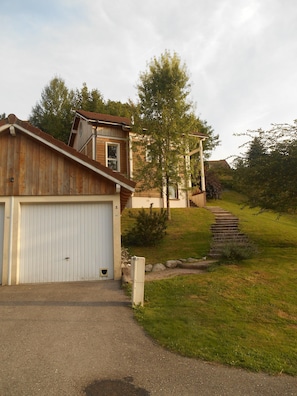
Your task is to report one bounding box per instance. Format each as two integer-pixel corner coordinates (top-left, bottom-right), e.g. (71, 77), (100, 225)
(169, 185), (179, 200)
(146, 144), (152, 162)
(106, 142), (120, 172)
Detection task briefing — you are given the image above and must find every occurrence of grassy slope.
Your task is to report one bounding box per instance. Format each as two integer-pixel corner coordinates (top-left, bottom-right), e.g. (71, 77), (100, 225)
(126, 192), (297, 375)
(121, 208), (214, 263)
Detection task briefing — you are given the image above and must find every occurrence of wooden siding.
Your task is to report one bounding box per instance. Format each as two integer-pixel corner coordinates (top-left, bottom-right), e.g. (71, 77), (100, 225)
(0, 130), (115, 196)
(96, 126), (127, 139)
(133, 188), (161, 198)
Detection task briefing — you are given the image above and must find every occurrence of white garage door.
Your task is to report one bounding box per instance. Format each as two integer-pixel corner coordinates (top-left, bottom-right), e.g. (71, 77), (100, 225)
(19, 202), (113, 284)
(0, 204), (4, 284)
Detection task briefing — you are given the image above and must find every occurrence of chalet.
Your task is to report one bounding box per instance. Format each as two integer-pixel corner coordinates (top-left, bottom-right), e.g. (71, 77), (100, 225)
(68, 109), (207, 209)
(0, 114), (135, 285)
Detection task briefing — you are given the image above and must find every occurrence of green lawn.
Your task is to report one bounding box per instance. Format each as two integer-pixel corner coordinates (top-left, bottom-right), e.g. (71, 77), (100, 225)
(121, 207), (213, 263)
(123, 193), (297, 375)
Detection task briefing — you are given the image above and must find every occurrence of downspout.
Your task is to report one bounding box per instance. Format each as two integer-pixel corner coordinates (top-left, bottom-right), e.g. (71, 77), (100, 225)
(128, 134), (133, 179)
(92, 126), (97, 161)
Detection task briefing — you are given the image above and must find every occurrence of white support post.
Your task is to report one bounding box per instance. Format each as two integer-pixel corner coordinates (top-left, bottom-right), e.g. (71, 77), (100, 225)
(131, 256), (145, 307)
(200, 139), (206, 192)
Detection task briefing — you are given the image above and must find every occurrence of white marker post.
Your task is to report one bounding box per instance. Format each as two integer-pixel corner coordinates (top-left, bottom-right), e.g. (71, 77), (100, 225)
(131, 256), (145, 307)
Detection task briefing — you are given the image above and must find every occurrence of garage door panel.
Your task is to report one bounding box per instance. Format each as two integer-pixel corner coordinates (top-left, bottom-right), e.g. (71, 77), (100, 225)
(19, 202), (113, 284)
(0, 204), (4, 284)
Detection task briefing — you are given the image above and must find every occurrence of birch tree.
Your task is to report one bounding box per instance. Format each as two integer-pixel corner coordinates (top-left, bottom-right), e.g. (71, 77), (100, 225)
(134, 51), (217, 219)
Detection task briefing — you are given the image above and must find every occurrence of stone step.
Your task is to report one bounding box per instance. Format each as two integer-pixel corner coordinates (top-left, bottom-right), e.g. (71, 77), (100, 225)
(206, 206), (250, 259)
(211, 235), (249, 241)
(214, 220), (238, 224)
(211, 226), (240, 232)
(212, 240), (249, 246)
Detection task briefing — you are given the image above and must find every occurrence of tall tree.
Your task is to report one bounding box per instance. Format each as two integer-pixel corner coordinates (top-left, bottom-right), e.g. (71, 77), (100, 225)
(74, 83), (105, 113)
(133, 50), (218, 219)
(234, 121), (297, 213)
(105, 99), (135, 118)
(29, 77), (75, 143)
(247, 136), (267, 166)
(29, 78), (133, 143)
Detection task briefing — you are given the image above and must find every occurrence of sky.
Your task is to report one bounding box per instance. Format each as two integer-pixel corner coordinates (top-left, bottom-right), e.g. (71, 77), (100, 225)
(1, 0), (297, 162)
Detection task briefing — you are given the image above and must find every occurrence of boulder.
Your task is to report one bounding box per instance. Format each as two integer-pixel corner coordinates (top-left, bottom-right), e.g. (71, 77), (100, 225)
(165, 260), (182, 268)
(152, 263), (166, 272)
(145, 264), (153, 272)
(186, 257), (199, 263)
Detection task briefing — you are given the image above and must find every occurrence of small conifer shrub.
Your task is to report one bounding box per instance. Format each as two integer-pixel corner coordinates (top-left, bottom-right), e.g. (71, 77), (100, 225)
(122, 208), (167, 246)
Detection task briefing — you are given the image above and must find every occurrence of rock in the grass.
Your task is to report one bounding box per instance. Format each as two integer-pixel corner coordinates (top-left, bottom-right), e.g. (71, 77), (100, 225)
(165, 260), (182, 268)
(145, 264), (153, 272)
(186, 257), (199, 263)
(152, 263), (166, 272)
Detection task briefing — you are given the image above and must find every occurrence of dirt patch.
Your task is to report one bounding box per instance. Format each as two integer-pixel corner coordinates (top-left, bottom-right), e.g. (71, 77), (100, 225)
(145, 267), (206, 281)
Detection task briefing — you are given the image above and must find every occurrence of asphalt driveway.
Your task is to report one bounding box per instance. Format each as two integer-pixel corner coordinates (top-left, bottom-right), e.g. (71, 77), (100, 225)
(0, 281), (296, 395)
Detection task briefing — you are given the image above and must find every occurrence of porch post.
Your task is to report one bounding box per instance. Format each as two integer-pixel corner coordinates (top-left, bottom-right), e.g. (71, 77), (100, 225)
(200, 139), (206, 192)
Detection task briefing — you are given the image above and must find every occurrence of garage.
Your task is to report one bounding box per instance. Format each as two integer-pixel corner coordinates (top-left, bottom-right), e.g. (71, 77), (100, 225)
(0, 204), (4, 284)
(0, 114), (135, 285)
(19, 202), (113, 284)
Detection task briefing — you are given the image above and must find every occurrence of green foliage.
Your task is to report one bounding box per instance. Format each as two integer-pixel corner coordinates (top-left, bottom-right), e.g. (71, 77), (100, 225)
(105, 99), (135, 118)
(29, 77), (134, 143)
(121, 208), (213, 263)
(220, 241), (257, 263)
(133, 51), (219, 218)
(74, 82), (105, 113)
(29, 77), (75, 143)
(234, 121), (297, 213)
(205, 170), (222, 199)
(122, 208), (168, 246)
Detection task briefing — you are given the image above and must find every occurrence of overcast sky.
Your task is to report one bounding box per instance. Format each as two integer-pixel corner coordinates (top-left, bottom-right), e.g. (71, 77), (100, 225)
(1, 0), (297, 161)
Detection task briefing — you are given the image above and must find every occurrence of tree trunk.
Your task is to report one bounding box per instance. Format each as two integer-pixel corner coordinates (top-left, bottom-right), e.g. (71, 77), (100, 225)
(166, 175), (171, 220)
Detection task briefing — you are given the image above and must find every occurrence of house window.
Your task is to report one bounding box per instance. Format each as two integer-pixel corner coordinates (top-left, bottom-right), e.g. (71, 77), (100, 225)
(146, 145), (152, 162)
(106, 143), (120, 171)
(169, 185), (178, 199)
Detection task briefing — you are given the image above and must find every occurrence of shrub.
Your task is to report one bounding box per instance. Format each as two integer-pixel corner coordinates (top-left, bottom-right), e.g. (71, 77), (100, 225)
(220, 242), (257, 263)
(122, 208), (167, 246)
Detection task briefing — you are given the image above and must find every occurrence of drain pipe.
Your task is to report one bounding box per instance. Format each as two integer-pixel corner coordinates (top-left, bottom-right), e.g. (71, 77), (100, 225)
(92, 126), (97, 161)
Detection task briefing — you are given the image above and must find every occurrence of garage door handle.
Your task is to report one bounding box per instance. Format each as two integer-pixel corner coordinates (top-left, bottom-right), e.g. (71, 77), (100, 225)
(65, 257), (70, 260)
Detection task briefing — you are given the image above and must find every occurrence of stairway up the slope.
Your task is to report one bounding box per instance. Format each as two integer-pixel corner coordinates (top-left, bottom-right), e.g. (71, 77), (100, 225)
(206, 206), (250, 258)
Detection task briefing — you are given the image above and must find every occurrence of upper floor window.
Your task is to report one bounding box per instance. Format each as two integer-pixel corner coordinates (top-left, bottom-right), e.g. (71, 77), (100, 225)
(106, 143), (120, 171)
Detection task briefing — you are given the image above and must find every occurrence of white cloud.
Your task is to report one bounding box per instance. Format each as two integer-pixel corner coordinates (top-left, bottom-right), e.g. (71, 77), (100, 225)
(1, 0), (297, 160)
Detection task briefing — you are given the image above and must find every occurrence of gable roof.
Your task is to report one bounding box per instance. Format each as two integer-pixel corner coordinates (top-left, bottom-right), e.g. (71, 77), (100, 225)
(207, 159), (230, 169)
(0, 114), (135, 209)
(75, 109), (131, 126)
(69, 110), (131, 146)
(190, 130), (208, 139)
